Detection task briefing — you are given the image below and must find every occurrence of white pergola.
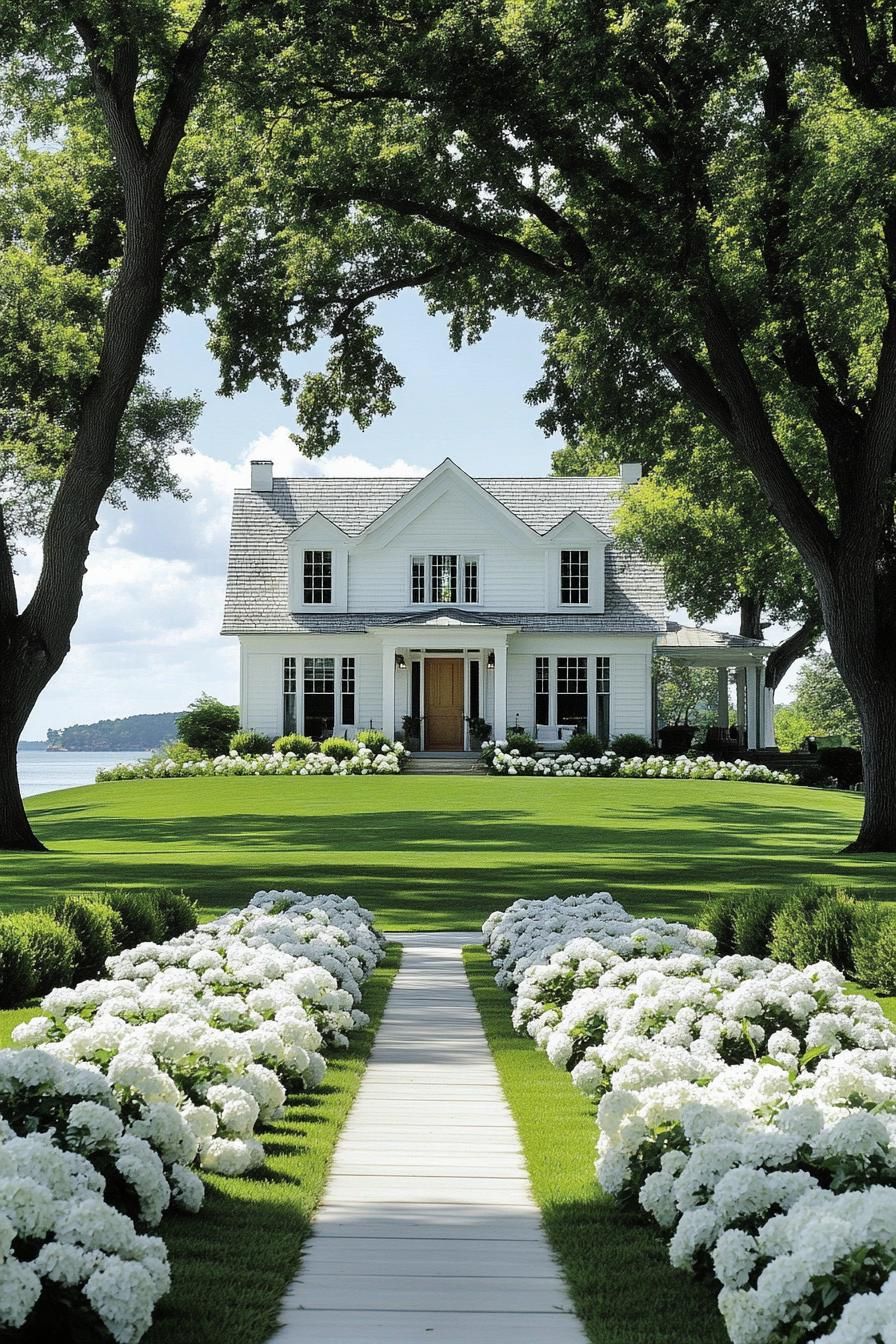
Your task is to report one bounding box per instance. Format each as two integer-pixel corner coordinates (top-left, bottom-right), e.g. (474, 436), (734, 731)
(656, 622), (776, 750)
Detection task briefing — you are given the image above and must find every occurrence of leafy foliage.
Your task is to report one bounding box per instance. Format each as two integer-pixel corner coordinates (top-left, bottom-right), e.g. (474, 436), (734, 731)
(230, 730), (274, 755)
(46, 712), (184, 751)
(793, 654), (862, 745)
(177, 695), (240, 758)
(655, 658), (723, 728)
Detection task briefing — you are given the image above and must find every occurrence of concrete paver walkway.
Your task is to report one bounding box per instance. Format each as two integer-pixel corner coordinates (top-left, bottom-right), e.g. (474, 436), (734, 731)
(269, 932), (587, 1344)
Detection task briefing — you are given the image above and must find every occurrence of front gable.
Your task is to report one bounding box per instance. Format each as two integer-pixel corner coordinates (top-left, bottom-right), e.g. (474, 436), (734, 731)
(354, 458), (538, 552)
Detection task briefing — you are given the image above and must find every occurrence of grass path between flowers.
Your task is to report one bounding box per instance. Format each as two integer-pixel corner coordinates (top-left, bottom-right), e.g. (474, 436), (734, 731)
(463, 944), (728, 1344)
(8, 776), (894, 930)
(0, 946), (401, 1344)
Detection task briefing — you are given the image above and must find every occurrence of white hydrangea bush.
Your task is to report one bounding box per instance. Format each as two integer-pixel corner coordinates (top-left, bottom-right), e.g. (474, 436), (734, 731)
(97, 742), (408, 782)
(483, 746), (795, 784)
(0, 889), (384, 1340)
(0, 1128), (169, 1344)
(484, 891), (896, 1344)
(15, 891), (384, 1179)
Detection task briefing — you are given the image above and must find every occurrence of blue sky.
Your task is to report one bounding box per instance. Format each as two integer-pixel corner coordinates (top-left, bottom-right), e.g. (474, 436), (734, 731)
(17, 293), (800, 740)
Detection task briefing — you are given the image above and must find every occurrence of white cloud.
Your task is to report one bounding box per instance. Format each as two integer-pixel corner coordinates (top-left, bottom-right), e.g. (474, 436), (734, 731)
(248, 425), (428, 478)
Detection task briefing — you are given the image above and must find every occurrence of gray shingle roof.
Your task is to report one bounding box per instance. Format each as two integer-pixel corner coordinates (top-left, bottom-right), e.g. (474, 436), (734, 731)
(222, 475), (666, 635)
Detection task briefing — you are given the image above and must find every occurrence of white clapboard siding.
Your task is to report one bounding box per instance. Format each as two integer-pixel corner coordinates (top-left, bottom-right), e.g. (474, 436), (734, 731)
(610, 651), (652, 738)
(244, 653), (282, 736)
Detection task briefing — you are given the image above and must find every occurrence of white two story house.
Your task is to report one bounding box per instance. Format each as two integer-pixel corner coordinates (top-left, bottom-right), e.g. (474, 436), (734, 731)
(221, 458), (774, 751)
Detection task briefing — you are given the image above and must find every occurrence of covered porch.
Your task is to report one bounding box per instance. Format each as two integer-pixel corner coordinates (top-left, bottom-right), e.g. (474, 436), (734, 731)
(376, 613), (516, 752)
(656, 622), (776, 752)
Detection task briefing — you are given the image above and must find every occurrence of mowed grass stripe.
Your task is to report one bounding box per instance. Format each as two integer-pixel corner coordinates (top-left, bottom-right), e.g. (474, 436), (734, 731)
(6, 775), (889, 929)
(464, 945), (727, 1344)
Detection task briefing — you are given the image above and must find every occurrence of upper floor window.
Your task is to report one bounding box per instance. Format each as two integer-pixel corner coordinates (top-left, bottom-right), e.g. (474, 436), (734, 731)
(411, 554), (480, 604)
(560, 550), (589, 605)
(303, 550), (332, 604)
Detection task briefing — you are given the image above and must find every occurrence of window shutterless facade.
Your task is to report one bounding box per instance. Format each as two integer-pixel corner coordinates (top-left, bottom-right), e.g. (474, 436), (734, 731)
(303, 656), (335, 739)
(283, 657), (297, 735)
(410, 554), (481, 604)
(560, 549), (589, 605)
(303, 550), (333, 604)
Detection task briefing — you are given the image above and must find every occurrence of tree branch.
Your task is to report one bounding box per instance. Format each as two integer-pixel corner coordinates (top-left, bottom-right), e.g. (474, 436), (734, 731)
(765, 613), (822, 690)
(146, 0), (225, 177)
(661, 348), (738, 444)
(72, 16), (146, 165)
(330, 259), (464, 337)
(759, 52), (864, 460)
(698, 285), (837, 574)
(323, 189), (570, 279)
(518, 191), (591, 269)
(855, 212), (896, 514)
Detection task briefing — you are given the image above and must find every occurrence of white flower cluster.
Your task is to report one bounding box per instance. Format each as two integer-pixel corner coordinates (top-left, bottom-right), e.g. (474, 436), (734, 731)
(0, 1126), (169, 1343)
(484, 746), (795, 784)
(0, 890), (383, 1341)
(97, 742), (407, 782)
(484, 892), (896, 1344)
(15, 891), (384, 1182)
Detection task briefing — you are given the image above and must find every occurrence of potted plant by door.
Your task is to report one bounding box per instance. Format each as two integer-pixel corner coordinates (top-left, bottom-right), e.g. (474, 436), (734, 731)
(465, 716), (493, 750)
(402, 714), (422, 752)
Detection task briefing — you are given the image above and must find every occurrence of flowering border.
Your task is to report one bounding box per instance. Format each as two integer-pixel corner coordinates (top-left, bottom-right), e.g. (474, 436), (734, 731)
(483, 892), (896, 1344)
(482, 747), (795, 783)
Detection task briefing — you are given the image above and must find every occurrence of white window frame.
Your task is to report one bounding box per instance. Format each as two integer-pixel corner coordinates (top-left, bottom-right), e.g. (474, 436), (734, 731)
(302, 549), (333, 606)
(408, 553), (483, 606)
(559, 549), (589, 606)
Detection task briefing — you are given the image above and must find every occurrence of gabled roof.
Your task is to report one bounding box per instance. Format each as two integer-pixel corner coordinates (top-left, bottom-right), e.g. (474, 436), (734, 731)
(222, 468), (666, 635)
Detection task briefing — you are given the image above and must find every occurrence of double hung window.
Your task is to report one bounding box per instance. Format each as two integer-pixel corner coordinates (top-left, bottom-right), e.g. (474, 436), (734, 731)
(560, 550), (589, 604)
(303, 550), (332, 604)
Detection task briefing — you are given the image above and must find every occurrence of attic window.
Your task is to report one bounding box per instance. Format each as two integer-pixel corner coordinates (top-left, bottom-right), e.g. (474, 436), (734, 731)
(411, 554), (480, 604)
(560, 549), (589, 605)
(303, 550), (332, 604)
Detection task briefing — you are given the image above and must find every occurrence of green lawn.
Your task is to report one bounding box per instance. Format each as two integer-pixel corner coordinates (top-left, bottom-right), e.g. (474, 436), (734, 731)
(464, 946), (726, 1344)
(5, 776), (890, 929)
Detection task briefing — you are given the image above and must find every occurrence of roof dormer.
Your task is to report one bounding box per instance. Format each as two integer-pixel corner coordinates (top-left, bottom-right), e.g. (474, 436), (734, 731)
(287, 513), (351, 612)
(541, 512), (612, 613)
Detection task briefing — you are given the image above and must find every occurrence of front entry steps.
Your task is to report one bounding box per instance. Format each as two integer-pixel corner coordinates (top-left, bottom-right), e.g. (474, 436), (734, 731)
(404, 752), (484, 776)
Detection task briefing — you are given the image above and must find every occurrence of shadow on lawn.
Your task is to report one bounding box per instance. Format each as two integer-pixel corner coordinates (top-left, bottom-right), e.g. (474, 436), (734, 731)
(8, 787), (889, 928)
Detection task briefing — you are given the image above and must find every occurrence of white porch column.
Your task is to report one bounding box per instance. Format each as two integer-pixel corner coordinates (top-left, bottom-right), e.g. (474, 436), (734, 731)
(745, 663), (759, 750)
(735, 668), (747, 746)
(763, 681), (777, 747)
(493, 642), (508, 740)
(381, 642), (396, 739)
(716, 668), (729, 727)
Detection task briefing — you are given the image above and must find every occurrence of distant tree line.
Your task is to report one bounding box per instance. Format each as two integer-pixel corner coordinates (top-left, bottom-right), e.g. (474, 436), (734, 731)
(46, 713), (184, 752)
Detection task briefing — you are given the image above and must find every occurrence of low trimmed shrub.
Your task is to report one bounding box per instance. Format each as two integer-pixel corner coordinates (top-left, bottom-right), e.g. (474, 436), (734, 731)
(504, 734), (538, 755)
(230, 729), (274, 755)
(566, 732), (607, 757)
(5, 911), (80, 994)
(731, 888), (782, 957)
(851, 904), (896, 994)
(356, 728), (389, 753)
(97, 889), (166, 946)
(698, 891), (738, 955)
(817, 745), (863, 788)
(157, 739), (205, 765)
(52, 894), (124, 979)
(0, 919), (36, 1006)
(319, 736), (356, 761)
(610, 733), (654, 756)
(273, 733), (314, 755)
(770, 885), (865, 972)
(149, 888), (198, 939)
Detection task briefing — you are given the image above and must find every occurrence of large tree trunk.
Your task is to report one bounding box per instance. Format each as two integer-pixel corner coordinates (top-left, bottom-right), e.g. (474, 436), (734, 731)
(0, 704), (43, 852)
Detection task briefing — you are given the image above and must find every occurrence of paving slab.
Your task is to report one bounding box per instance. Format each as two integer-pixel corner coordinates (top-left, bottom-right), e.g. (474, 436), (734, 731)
(268, 939), (587, 1343)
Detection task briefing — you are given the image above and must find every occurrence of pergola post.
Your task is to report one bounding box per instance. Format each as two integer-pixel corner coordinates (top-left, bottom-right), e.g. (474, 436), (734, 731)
(745, 664), (759, 750)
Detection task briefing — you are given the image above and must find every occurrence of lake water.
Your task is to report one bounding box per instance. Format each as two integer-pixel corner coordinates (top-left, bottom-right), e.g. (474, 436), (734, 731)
(17, 751), (148, 799)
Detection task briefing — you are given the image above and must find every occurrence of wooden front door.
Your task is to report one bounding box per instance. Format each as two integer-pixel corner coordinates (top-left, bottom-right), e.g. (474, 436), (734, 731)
(424, 658), (464, 750)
